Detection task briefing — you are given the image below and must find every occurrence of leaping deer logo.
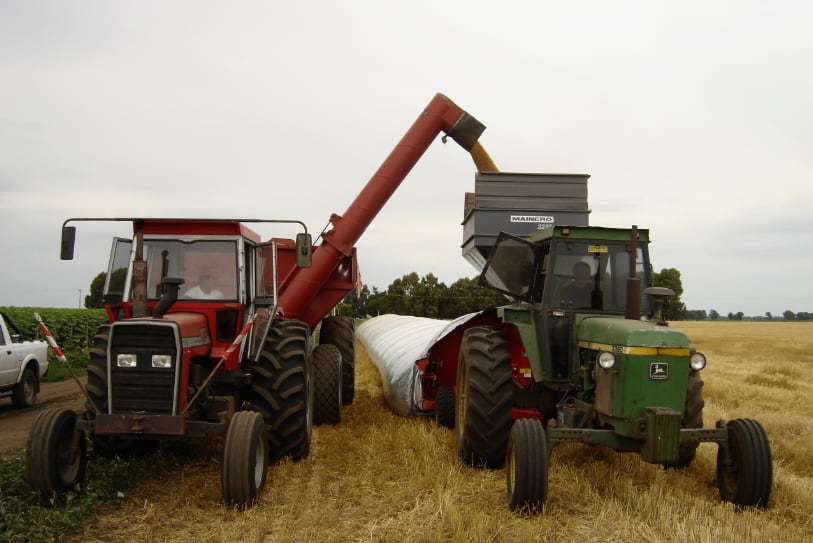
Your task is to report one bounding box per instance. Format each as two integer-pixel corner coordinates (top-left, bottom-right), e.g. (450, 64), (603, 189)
(650, 363), (668, 379)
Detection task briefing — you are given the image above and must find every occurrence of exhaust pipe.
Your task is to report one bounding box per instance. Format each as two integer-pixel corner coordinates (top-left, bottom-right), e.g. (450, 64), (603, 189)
(153, 278), (185, 319)
(625, 225), (641, 320)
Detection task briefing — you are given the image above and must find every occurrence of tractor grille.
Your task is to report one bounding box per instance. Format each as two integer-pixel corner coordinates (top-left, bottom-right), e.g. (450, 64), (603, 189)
(108, 321), (181, 415)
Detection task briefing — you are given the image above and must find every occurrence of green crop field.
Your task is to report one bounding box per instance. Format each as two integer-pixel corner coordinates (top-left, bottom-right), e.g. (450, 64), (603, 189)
(0, 307), (107, 380)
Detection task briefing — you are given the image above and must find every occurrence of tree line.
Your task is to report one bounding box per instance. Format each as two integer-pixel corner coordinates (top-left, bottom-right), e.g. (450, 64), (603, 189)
(336, 272), (506, 319)
(685, 309), (813, 321)
(343, 267), (694, 320)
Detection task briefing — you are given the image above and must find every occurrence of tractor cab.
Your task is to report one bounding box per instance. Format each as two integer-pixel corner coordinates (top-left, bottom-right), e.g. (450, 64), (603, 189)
(479, 225), (652, 315)
(480, 225), (656, 384)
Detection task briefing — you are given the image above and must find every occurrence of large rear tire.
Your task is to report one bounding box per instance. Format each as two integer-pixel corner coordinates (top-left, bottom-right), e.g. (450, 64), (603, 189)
(506, 418), (548, 512)
(717, 418), (772, 509)
(320, 316), (355, 405)
(222, 411), (268, 508)
(26, 407), (87, 498)
(455, 327), (513, 468)
(12, 366), (38, 408)
(85, 324), (111, 414)
(250, 319), (313, 462)
(313, 344), (342, 425)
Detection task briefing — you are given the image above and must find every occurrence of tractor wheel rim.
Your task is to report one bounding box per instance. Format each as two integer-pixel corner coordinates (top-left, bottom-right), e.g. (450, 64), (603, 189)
(254, 438), (266, 487)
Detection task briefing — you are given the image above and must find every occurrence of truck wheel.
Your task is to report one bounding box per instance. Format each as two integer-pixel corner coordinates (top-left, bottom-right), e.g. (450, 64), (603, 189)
(12, 366), (38, 408)
(666, 371), (704, 468)
(455, 327), (513, 468)
(506, 418), (548, 512)
(434, 386), (455, 429)
(26, 407), (87, 498)
(320, 316), (355, 405)
(222, 411), (268, 508)
(717, 418), (772, 509)
(250, 319), (313, 462)
(313, 344), (342, 425)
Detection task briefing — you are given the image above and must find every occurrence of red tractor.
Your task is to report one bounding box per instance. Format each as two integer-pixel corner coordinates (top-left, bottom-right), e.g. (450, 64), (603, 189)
(26, 93), (490, 507)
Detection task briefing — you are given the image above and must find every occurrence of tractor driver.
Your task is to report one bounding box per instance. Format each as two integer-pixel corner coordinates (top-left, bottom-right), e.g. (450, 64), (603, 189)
(184, 272), (224, 299)
(559, 261), (593, 308)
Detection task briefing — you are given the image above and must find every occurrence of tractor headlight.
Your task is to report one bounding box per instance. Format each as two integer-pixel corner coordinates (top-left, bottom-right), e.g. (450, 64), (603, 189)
(151, 354), (173, 369)
(116, 353), (138, 368)
(598, 351), (616, 369)
(690, 352), (706, 371)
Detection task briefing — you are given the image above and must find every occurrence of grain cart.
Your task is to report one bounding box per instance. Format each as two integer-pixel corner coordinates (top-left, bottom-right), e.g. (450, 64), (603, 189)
(447, 224), (772, 511)
(25, 93), (490, 507)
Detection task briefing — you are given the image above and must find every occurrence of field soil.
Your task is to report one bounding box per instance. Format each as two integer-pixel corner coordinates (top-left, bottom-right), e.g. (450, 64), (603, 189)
(4, 321), (812, 542)
(0, 376), (86, 459)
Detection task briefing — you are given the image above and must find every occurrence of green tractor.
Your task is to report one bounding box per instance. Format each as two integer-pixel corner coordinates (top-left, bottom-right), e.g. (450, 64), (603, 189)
(454, 224), (772, 511)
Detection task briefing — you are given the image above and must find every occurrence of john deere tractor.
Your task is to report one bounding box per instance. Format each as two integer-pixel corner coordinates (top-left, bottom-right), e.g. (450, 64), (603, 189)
(451, 224), (772, 511)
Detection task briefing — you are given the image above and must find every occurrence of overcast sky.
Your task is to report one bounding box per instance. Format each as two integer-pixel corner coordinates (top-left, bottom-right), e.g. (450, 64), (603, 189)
(1, 1), (811, 317)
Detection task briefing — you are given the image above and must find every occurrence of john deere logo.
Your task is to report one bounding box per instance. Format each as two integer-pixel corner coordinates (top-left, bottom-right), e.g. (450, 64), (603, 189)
(650, 362), (668, 380)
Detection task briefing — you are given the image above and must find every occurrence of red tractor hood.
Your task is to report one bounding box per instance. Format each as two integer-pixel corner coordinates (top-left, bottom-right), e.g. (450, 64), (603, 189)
(152, 312), (212, 357)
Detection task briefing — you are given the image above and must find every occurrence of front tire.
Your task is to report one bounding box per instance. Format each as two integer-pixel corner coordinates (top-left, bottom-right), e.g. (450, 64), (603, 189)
(506, 418), (548, 512)
(222, 411), (268, 508)
(717, 418), (772, 509)
(455, 327), (513, 468)
(26, 407), (87, 498)
(12, 366), (38, 408)
(249, 319), (313, 462)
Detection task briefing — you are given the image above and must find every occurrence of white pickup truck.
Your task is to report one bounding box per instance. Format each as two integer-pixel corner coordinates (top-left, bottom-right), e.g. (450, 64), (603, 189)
(0, 312), (49, 407)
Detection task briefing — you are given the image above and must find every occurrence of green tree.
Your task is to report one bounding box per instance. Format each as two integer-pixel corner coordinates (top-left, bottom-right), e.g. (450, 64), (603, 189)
(652, 268), (688, 320)
(361, 286), (385, 317)
(385, 272), (420, 315)
(409, 273), (445, 318)
(441, 277), (506, 318)
(358, 273), (507, 319)
(337, 284), (372, 317)
(783, 309), (796, 320)
(85, 271), (106, 308)
(709, 309), (720, 320)
(86, 268), (127, 308)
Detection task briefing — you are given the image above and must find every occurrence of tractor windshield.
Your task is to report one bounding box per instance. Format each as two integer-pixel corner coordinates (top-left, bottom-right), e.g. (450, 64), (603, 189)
(545, 239), (649, 313)
(142, 238), (239, 301)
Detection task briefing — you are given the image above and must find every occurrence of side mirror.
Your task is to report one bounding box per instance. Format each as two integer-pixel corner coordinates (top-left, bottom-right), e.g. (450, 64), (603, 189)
(61, 226), (76, 260)
(296, 233), (312, 268)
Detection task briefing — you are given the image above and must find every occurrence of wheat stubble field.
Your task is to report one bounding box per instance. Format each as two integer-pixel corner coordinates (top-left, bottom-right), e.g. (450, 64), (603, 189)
(66, 321), (812, 543)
